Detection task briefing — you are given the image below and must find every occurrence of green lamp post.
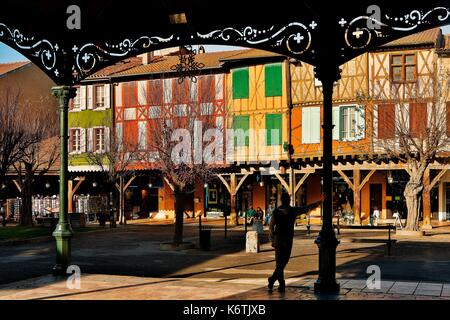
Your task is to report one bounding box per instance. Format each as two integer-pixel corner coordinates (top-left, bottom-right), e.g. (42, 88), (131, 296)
(52, 86), (76, 276)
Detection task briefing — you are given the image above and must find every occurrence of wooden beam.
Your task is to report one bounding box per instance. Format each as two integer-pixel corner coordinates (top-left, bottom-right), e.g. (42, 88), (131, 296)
(235, 174), (250, 194)
(337, 170), (354, 191)
(217, 174), (232, 194)
(274, 172), (290, 192)
(428, 167), (450, 191)
(163, 177), (174, 191)
(295, 172), (311, 194)
(358, 170), (376, 192)
(12, 180), (21, 193)
(72, 176), (85, 195)
(124, 176), (136, 191)
(115, 183), (120, 191)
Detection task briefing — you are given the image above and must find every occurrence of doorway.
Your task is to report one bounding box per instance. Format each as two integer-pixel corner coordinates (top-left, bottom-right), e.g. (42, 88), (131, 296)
(370, 184), (382, 215)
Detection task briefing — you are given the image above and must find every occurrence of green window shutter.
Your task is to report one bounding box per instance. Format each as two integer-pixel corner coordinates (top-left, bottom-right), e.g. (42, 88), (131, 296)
(234, 115), (249, 146)
(232, 68), (249, 99)
(265, 63), (282, 97)
(332, 106), (340, 141)
(266, 113), (282, 145)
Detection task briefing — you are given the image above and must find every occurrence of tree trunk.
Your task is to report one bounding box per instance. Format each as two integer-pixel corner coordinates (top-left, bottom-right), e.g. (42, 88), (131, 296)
(173, 190), (187, 245)
(404, 180), (423, 231)
(20, 174), (33, 226)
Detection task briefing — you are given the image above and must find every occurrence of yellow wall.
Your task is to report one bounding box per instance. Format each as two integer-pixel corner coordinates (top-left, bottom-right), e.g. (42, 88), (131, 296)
(226, 62), (289, 163)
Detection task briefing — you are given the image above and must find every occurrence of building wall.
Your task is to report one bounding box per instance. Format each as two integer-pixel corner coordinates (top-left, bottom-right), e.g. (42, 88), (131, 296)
(226, 62), (289, 163)
(0, 63), (57, 112)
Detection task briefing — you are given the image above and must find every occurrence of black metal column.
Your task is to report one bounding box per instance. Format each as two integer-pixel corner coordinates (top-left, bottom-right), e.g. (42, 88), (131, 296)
(314, 66), (341, 294)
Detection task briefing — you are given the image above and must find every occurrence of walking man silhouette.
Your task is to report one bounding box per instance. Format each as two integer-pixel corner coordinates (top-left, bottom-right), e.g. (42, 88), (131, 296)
(268, 193), (323, 292)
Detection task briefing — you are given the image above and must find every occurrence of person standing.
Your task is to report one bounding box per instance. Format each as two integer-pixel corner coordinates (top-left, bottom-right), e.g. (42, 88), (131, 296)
(265, 202), (275, 226)
(268, 193), (323, 292)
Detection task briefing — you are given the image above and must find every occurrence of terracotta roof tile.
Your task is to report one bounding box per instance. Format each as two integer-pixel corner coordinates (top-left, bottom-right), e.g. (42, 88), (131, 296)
(87, 57), (143, 79)
(0, 61), (31, 77)
(219, 48), (283, 61)
(381, 28), (441, 48)
(114, 49), (250, 77)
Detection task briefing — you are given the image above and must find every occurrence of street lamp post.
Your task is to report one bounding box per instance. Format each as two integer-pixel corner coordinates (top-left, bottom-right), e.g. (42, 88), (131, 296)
(52, 86), (76, 276)
(313, 66), (341, 294)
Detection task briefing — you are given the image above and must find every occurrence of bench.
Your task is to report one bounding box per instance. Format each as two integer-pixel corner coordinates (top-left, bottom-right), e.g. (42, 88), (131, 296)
(333, 223), (397, 256)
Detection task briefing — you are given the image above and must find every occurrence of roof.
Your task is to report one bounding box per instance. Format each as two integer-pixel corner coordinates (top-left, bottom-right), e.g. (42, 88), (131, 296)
(380, 28), (442, 48)
(0, 61), (31, 77)
(114, 49), (250, 77)
(86, 57), (143, 79)
(219, 48), (283, 61)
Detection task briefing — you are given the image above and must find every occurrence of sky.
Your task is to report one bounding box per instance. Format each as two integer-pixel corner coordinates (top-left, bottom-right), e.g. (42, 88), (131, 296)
(1, 25), (450, 64)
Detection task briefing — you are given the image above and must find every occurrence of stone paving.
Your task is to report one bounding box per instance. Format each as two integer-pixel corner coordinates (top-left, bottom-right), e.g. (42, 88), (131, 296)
(0, 273), (450, 300)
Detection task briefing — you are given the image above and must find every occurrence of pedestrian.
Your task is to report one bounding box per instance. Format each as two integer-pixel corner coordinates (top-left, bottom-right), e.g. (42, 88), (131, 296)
(372, 206), (380, 226)
(265, 202), (275, 226)
(268, 193), (323, 292)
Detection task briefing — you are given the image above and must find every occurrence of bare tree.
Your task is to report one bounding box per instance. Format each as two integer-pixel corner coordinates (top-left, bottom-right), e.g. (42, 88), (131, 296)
(0, 88), (28, 194)
(360, 68), (450, 231)
(139, 75), (226, 245)
(85, 115), (141, 225)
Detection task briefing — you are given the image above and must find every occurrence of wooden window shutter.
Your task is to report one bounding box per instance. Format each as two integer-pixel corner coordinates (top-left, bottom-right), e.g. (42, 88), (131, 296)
(310, 107), (320, 143)
(409, 102), (427, 137)
(332, 106), (340, 140)
(232, 68), (249, 99)
(378, 103), (395, 139)
(266, 114), (282, 146)
(265, 63), (282, 97)
(233, 115), (249, 146)
(69, 129), (74, 153)
(302, 108), (311, 144)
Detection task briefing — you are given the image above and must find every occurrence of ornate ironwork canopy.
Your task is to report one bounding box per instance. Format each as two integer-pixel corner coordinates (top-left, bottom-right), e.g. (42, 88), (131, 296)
(1, 0), (449, 85)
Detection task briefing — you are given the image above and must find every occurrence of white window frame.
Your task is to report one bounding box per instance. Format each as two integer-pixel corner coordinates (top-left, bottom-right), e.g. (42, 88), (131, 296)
(339, 104), (365, 142)
(93, 126), (106, 153)
(70, 128), (82, 154)
(94, 85), (106, 110)
(71, 87), (82, 111)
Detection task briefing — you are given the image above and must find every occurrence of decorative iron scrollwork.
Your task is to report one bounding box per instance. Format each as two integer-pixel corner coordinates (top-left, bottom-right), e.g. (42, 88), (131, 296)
(170, 45), (205, 84)
(341, 6), (450, 50)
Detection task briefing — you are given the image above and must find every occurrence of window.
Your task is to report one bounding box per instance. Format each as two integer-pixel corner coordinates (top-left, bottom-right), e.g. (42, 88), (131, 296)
(341, 106), (357, 140)
(148, 80), (163, 106)
(232, 68), (249, 99)
(94, 85), (105, 109)
(233, 115), (249, 147)
(70, 129), (81, 153)
(173, 79), (188, 104)
(200, 75), (215, 102)
(409, 102), (427, 138)
(123, 82), (137, 107)
(94, 128), (105, 152)
(71, 87), (81, 110)
(302, 107), (320, 144)
(391, 53), (416, 82)
(334, 105), (365, 141)
(266, 113), (282, 145)
(265, 63), (282, 97)
(377, 103), (395, 139)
